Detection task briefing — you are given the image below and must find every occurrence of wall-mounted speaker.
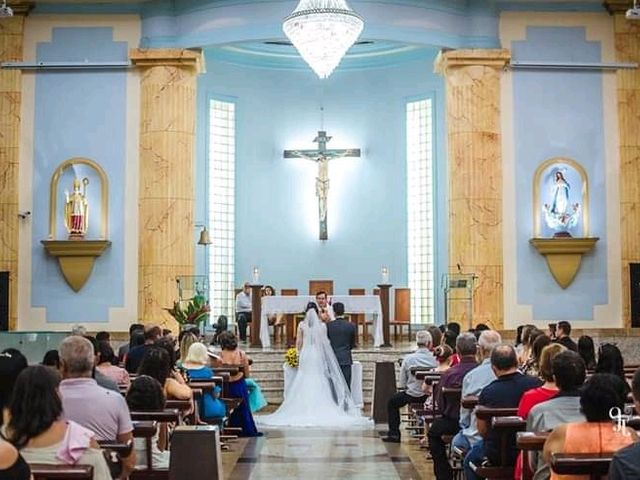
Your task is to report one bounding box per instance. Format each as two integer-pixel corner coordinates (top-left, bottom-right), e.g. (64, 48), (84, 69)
(0, 272), (8, 331)
(630, 263), (640, 328)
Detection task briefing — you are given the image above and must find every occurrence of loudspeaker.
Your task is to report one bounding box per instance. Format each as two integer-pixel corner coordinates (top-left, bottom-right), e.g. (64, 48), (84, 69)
(631, 263), (640, 328)
(0, 272), (8, 331)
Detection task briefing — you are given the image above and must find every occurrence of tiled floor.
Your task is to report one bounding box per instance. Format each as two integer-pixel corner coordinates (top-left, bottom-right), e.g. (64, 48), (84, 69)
(224, 426), (433, 479)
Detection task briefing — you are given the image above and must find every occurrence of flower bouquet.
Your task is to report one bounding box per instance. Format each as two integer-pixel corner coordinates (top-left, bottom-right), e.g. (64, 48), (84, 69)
(284, 347), (298, 368)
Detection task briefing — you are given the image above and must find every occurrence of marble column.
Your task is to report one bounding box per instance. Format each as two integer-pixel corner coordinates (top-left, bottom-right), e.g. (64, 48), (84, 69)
(605, 1), (640, 327)
(130, 49), (201, 327)
(0, 2), (33, 330)
(435, 49), (511, 329)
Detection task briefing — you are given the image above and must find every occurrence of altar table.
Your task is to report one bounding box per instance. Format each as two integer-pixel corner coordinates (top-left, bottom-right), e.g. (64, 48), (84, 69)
(259, 295), (383, 348)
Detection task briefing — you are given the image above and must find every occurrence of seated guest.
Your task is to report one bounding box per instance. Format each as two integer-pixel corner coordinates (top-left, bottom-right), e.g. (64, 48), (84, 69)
(210, 332), (260, 436)
(521, 333), (551, 377)
(236, 282), (252, 342)
(514, 343), (565, 480)
(595, 343), (629, 395)
(447, 322), (461, 337)
(138, 347), (192, 404)
(181, 343), (226, 420)
(83, 336), (119, 393)
(434, 345), (454, 372)
(517, 325), (536, 365)
(96, 331), (110, 344)
(452, 330), (502, 453)
(125, 324), (162, 373)
(577, 335), (596, 370)
(526, 350), (587, 479)
(5, 366), (111, 480)
(428, 332), (478, 480)
(0, 436), (30, 480)
(125, 376), (170, 469)
(96, 341), (130, 388)
(463, 345), (541, 480)
(442, 329), (460, 366)
(41, 350), (60, 369)
(0, 349), (28, 426)
(382, 330), (437, 443)
(178, 331), (198, 367)
(154, 337), (186, 383)
(609, 367), (640, 479)
(427, 325), (443, 352)
(58, 336), (135, 476)
(118, 323), (144, 362)
(554, 320), (577, 352)
(543, 373), (636, 479)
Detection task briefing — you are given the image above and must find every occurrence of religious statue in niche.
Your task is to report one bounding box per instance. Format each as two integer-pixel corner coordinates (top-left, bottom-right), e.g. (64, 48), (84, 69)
(64, 177), (89, 239)
(542, 170), (581, 236)
(534, 159), (588, 238)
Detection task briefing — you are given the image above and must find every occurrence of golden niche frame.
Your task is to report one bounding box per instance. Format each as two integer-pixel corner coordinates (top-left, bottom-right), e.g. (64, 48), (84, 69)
(529, 157), (598, 289)
(41, 157), (111, 292)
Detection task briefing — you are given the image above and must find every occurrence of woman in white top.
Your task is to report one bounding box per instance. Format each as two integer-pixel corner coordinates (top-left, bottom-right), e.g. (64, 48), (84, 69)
(4, 366), (111, 480)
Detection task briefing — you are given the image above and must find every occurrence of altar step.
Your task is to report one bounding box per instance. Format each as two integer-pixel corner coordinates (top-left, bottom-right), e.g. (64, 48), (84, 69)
(247, 347), (412, 405)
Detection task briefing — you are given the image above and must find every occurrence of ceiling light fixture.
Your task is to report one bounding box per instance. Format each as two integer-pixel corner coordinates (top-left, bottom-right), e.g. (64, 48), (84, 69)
(283, 0), (364, 79)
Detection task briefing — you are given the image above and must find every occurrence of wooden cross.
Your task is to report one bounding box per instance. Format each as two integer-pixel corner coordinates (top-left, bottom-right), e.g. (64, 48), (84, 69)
(284, 130), (360, 240)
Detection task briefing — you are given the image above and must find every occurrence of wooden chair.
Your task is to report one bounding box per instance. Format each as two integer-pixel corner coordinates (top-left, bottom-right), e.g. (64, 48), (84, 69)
(550, 453), (612, 480)
(281, 288), (298, 347)
(309, 280), (333, 296)
(390, 288), (411, 341)
(348, 288), (367, 343)
(30, 465), (94, 479)
(262, 288), (285, 345)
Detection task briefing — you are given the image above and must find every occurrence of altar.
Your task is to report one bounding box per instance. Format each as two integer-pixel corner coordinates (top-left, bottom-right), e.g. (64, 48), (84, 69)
(283, 361), (364, 407)
(259, 295), (384, 348)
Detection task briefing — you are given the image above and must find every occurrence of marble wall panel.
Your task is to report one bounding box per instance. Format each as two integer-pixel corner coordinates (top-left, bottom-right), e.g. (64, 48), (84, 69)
(449, 198), (502, 266)
(0, 15), (25, 330)
(139, 132), (194, 200)
(449, 131), (501, 200)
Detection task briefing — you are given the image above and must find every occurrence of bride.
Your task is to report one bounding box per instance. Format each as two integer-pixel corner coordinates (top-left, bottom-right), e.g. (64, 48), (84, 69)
(257, 303), (372, 428)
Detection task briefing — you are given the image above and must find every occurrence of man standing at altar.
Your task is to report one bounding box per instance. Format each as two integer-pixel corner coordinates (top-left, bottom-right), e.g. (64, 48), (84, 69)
(326, 302), (357, 388)
(236, 282), (252, 342)
(315, 291), (335, 323)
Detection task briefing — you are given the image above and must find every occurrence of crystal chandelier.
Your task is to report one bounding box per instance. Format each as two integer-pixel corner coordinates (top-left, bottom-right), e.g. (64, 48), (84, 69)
(283, 0), (364, 79)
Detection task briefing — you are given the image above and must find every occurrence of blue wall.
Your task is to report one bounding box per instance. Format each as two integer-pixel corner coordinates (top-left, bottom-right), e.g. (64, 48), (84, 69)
(31, 27), (128, 323)
(513, 27), (608, 320)
(195, 49), (448, 320)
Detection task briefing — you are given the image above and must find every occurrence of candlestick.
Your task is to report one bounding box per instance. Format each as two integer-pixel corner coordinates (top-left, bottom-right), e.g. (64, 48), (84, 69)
(252, 267), (260, 284)
(381, 266), (389, 284)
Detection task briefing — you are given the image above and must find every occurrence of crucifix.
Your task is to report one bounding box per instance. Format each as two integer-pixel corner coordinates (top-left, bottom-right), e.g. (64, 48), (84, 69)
(284, 130), (360, 240)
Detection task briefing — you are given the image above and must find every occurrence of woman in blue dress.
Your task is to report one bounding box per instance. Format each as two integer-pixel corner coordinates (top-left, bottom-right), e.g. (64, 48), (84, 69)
(181, 343), (226, 420)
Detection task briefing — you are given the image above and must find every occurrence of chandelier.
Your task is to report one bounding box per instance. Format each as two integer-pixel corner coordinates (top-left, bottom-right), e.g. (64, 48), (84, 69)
(283, 0), (364, 79)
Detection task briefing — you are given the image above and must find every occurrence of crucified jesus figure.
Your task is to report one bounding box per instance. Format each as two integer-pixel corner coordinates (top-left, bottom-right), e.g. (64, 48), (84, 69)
(284, 131), (360, 240)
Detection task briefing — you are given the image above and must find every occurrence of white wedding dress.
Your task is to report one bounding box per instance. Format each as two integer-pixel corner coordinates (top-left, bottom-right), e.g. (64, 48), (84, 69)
(256, 309), (372, 428)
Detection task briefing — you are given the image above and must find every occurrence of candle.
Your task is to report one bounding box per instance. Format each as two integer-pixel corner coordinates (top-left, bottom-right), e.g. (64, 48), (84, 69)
(252, 267), (260, 284)
(381, 266), (389, 284)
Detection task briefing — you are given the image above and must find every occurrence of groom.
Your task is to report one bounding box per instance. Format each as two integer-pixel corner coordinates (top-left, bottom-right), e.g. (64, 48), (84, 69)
(326, 302), (357, 388)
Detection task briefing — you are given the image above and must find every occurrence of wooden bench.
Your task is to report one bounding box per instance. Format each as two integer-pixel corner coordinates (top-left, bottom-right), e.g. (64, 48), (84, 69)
(550, 453), (612, 480)
(461, 395), (479, 410)
(97, 438), (134, 457)
(30, 464), (93, 479)
(516, 431), (550, 480)
(130, 421), (168, 480)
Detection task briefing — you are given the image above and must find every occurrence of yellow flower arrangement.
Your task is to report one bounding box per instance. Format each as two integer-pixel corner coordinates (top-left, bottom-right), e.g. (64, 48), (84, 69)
(284, 347), (299, 368)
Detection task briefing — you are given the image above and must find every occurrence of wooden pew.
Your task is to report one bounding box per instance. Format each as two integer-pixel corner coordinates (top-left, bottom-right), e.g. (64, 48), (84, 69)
(30, 464), (94, 479)
(461, 395), (479, 410)
(516, 431), (550, 480)
(469, 408), (521, 480)
(550, 453), (612, 480)
(129, 421), (168, 480)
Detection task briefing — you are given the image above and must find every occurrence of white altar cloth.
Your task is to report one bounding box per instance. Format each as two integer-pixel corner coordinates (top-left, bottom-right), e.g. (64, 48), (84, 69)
(283, 360), (364, 407)
(259, 295), (383, 348)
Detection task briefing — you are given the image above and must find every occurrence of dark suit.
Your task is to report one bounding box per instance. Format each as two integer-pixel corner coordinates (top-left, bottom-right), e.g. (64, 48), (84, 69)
(326, 316), (357, 389)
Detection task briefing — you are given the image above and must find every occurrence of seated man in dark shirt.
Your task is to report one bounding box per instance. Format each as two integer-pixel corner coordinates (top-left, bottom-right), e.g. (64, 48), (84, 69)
(554, 321), (577, 352)
(125, 324), (161, 373)
(609, 367), (640, 480)
(463, 344), (542, 480)
(428, 332), (478, 480)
